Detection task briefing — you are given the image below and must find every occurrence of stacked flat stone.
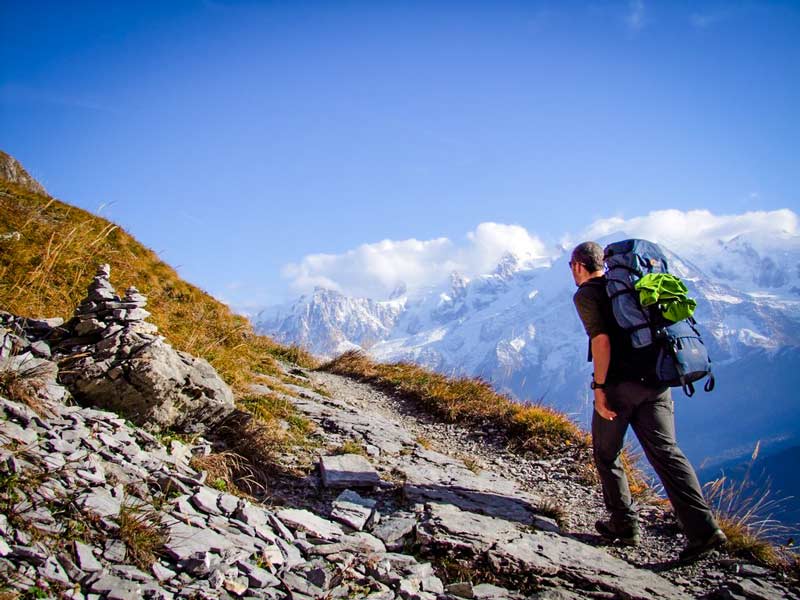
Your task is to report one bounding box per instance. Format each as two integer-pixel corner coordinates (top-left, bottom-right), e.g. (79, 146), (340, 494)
(73, 264), (155, 337)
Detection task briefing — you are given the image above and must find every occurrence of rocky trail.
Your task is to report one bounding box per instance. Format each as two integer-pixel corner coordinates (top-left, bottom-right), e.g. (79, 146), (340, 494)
(0, 264), (797, 599)
(259, 367), (799, 599)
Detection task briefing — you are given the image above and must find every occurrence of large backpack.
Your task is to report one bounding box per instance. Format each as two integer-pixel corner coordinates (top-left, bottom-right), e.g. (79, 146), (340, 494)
(604, 239), (716, 397)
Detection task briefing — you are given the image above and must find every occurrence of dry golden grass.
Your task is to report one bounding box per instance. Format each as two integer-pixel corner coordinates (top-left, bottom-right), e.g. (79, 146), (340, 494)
(210, 393), (317, 488)
(415, 435), (433, 450)
(0, 356), (52, 417)
(459, 454), (482, 474)
(620, 443), (650, 499)
(189, 451), (250, 495)
(0, 175), (324, 489)
(0, 179), (316, 393)
(536, 497), (567, 529)
(334, 439), (367, 456)
(704, 475), (794, 568)
(321, 350), (586, 458)
(118, 501), (166, 570)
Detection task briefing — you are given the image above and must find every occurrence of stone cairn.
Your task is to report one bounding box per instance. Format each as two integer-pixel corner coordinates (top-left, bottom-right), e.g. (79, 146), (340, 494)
(56, 263), (235, 432)
(72, 264), (157, 338)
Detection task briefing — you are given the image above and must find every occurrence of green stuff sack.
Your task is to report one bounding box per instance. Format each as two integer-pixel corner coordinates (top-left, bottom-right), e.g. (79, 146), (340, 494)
(634, 273), (697, 322)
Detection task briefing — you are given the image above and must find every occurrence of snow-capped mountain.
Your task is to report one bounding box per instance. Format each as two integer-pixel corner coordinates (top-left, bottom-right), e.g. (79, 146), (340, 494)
(255, 233), (800, 468)
(254, 287), (406, 358)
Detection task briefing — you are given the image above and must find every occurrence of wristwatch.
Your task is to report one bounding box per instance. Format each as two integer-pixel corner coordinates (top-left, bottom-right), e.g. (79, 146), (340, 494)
(591, 378), (607, 390)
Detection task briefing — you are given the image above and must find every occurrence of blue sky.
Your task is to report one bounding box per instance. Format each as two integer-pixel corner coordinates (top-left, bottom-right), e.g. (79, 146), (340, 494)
(2, 1), (798, 307)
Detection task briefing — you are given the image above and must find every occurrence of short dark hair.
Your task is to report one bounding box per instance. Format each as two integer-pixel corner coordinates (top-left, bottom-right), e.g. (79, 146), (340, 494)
(571, 241), (605, 272)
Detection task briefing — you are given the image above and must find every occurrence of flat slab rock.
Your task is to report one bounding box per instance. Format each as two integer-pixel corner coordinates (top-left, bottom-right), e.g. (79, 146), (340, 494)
(276, 508), (345, 541)
(330, 489), (377, 531)
(164, 522), (233, 561)
(320, 453), (380, 488)
(417, 503), (689, 600)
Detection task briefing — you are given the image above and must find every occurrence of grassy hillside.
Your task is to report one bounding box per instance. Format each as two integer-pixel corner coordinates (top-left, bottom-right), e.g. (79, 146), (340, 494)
(0, 159), (315, 392)
(0, 151), (321, 494)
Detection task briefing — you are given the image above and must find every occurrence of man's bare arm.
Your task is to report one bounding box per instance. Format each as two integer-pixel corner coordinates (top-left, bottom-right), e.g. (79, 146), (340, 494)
(591, 334), (617, 420)
(591, 334), (611, 383)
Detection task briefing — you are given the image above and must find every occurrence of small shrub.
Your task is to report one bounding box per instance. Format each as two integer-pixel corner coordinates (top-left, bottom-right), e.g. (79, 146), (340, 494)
(22, 588), (49, 600)
(536, 498), (567, 528)
(458, 454), (481, 474)
(335, 440), (366, 456)
(190, 450), (261, 498)
(188, 451), (235, 491)
(0, 356), (51, 416)
(117, 501), (166, 570)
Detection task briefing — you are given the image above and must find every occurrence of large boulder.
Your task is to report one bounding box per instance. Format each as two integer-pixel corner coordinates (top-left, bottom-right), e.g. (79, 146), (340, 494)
(56, 264), (234, 432)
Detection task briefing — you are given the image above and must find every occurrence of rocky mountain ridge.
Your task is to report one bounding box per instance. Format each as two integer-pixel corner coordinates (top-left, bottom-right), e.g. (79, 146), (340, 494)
(258, 288), (405, 359)
(0, 151), (48, 196)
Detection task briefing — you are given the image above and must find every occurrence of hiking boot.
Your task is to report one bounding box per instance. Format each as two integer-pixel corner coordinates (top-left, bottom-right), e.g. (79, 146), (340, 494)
(678, 528), (727, 563)
(595, 519), (640, 546)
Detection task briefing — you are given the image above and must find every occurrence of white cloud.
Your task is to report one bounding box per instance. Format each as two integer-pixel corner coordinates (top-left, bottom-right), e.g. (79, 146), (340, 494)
(465, 223), (551, 273)
(282, 223), (551, 299)
(283, 210), (800, 301)
(579, 209), (799, 252)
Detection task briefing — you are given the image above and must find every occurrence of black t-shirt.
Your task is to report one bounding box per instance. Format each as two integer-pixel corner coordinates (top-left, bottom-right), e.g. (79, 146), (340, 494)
(573, 275), (653, 384)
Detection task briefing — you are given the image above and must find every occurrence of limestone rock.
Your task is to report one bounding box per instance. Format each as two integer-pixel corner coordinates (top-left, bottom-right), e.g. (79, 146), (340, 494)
(320, 454), (381, 488)
(0, 351), (68, 406)
(164, 522), (232, 562)
(417, 503), (689, 600)
(714, 579), (800, 600)
(0, 150), (48, 195)
(330, 489), (377, 530)
(60, 330), (234, 431)
(54, 265), (234, 432)
(372, 513), (418, 551)
(276, 508), (345, 542)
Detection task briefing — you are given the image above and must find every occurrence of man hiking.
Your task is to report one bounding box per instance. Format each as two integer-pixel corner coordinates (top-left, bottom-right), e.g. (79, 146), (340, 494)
(569, 241), (726, 563)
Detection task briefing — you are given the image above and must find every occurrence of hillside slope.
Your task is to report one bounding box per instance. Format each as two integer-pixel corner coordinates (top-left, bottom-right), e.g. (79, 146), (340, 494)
(0, 151), (313, 391)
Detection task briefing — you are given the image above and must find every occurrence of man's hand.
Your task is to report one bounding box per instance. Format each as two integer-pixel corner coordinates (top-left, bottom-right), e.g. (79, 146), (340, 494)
(594, 388), (617, 420)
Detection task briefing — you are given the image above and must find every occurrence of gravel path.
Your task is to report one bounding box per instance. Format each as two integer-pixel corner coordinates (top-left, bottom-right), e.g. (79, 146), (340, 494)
(307, 369), (796, 598)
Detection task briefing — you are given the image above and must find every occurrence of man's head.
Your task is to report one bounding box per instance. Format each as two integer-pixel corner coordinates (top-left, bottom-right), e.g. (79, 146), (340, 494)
(570, 241), (605, 286)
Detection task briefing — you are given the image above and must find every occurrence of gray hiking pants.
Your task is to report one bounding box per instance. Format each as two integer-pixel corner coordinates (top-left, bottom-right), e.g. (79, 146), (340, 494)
(592, 380), (719, 543)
